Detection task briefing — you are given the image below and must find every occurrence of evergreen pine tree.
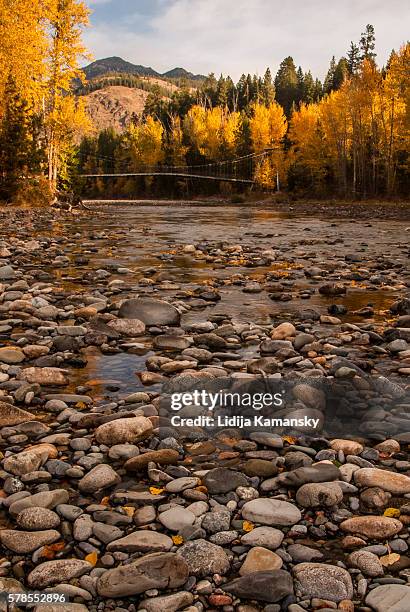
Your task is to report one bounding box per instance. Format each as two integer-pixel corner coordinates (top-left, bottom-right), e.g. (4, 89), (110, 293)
(0, 76), (41, 200)
(347, 42), (361, 74)
(323, 56), (336, 94)
(333, 58), (349, 89)
(314, 78), (323, 101)
(252, 74), (260, 103)
(303, 71), (316, 103)
(201, 73), (218, 107)
(225, 76), (236, 111)
(236, 74), (247, 110)
(245, 74), (253, 106)
(274, 56), (299, 116)
(359, 24), (377, 62)
(216, 75), (229, 108)
(262, 68), (275, 106)
(296, 66), (304, 104)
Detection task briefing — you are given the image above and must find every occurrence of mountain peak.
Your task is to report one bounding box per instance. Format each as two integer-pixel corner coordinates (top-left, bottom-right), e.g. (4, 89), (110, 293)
(83, 57), (206, 82)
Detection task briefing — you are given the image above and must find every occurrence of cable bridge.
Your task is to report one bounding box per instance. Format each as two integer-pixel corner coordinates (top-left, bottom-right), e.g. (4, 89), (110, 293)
(80, 149), (277, 185)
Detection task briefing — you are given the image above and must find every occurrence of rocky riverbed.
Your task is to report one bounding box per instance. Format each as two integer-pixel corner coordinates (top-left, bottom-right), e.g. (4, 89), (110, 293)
(0, 202), (409, 612)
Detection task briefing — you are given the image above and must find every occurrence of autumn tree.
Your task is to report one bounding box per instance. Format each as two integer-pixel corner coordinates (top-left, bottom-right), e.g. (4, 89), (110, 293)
(220, 110), (241, 158)
(0, 0), (49, 199)
(250, 102), (287, 188)
(289, 102), (327, 190)
(123, 116), (165, 170)
(0, 0), (47, 110)
(166, 115), (188, 166)
(184, 105), (208, 160)
(45, 0), (91, 189)
(376, 43), (409, 193)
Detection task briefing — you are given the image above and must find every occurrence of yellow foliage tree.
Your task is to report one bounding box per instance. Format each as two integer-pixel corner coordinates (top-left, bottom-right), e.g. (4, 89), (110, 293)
(184, 105), (241, 161)
(123, 116), (165, 170)
(166, 115), (188, 166)
(289, 103), (327, 187)
(254, 157), (275, 189)
(220, 110), (241, 158)
(184, 105), (208, 157)
(0, 0), (47, 111)
(45, 0), (91, 187)
(377, 44), (409, 193)
(249, 102), (287, 153)
(318, 88), (351, 193)
(250, 102), (287, 188)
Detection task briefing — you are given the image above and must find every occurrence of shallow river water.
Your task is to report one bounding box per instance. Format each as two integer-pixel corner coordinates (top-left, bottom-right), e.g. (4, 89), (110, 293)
(45, 202), (407, 397)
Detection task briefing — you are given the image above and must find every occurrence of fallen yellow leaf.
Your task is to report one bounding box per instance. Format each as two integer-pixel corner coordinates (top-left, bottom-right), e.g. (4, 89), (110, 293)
(380, 553), (400, 566)
(282, 435), (296, 444)
(85, 551), (98, 566)
(384, 508), (400, 518)
(122, 506), (135, 517)
(41, 541), (66, 559)
(243, 520), (254, 532)
(149, 487), (164, 495)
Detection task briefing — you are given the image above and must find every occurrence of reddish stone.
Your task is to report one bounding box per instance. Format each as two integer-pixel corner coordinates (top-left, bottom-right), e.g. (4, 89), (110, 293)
(208, 594), (233, 606)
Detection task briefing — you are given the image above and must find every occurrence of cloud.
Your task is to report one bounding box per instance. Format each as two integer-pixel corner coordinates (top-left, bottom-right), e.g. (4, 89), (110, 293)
(84, 0), (410, 80)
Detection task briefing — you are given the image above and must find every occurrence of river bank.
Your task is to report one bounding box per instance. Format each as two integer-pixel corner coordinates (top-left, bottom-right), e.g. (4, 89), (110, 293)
(80, 198), (410, 221)
(0, 202), (409, 611)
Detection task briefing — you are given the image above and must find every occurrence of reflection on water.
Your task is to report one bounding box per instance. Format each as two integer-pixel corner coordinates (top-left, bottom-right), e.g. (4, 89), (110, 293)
(67, 347), (156, 399)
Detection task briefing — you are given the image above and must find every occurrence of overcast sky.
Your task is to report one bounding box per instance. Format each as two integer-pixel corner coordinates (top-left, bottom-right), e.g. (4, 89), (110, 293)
(85, 0), (409, 80)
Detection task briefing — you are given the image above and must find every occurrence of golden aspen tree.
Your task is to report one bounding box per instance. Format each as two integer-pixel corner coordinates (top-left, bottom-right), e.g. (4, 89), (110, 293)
(357, 59), (381, 194)
(319, 89), (351, 194)
(202, 107), (242, 161)
(250, 102), (287, 188)
(377, 43), (409, 193)
(45, 0), (91, 188)
(184, 105), (242, 162)
(203, 107), (222, 160)
(0, 0), (47, 110)
(289, 103), (327, 188)
(345, 75), (367, 194)
(166, 115), (188, 166)
(249, 102), (287, 153)
(123, 116), (165, 169)
(220, 110), (241, 158)
(184, 105), (208, 157)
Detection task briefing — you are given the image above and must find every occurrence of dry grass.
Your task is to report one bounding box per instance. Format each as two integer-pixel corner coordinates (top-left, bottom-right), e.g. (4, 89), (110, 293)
(13, 177), (53, 207)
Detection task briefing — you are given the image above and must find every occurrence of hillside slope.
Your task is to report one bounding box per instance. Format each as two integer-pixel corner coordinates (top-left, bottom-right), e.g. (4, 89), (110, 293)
(80, 57), (204, 133)
(84, 86), (150, 132)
